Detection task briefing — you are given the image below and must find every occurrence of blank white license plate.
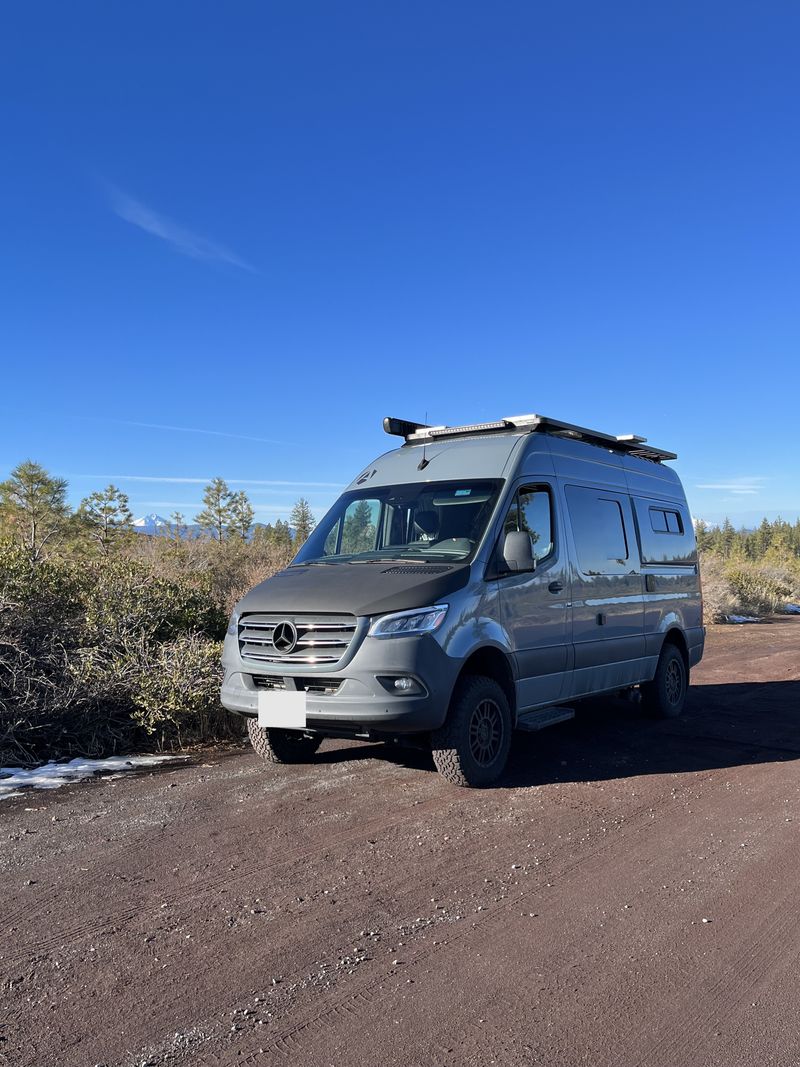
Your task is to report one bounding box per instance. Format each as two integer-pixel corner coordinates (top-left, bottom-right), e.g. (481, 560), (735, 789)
(257, 690), (307, 730)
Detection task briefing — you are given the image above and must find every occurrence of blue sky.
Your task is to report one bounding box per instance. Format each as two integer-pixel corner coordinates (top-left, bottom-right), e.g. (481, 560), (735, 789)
(1, 2), (798, 528)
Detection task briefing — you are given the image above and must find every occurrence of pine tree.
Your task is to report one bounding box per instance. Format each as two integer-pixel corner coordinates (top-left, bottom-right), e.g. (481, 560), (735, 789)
(229, 491), (255, 541)
(755, 516), (772, 557)
(252, 519), (293, 550)
(79, 484), (133, 554)
(290, 498), (316, 546)
(720, 517), (736, 558)
(273, 519), (293, 549)
(170, 512), (187, 539)
(195, 478), (234, 540)
(694, 519), (712, 553)
(0, 460), (70, 562)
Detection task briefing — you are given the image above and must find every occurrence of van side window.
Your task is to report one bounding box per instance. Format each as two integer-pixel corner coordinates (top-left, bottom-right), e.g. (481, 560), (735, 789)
(565, 486), (629, 575)
(649, 507), (683, 535)
(503, 486), (553, 563)
(634, 498), (697, 565)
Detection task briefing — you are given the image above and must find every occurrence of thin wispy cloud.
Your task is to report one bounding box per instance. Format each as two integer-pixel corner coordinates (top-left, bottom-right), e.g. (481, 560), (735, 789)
(137, 502), (331, 515)
(78, 417), (288, 447)
(105, 184), (255, 272)
(695, 477), (768, 496)
(73, 474), (345, 489)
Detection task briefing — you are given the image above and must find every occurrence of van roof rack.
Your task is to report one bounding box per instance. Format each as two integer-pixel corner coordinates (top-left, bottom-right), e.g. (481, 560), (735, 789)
(382, 413), (677, 462)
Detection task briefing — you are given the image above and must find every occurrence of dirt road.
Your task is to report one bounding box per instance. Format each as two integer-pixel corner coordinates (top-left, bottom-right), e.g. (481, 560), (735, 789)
(3, 620), (800, 1067)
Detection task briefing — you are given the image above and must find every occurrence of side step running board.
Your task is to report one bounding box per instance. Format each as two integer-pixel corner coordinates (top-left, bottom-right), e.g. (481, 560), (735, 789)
(516, 706), (576, 732)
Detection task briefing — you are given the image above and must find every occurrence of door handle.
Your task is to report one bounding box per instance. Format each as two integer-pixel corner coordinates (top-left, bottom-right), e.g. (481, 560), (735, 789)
(548, 581), (564, 594)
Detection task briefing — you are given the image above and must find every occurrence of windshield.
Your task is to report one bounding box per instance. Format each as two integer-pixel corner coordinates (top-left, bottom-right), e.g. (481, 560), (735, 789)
(293, 480), (503, 565)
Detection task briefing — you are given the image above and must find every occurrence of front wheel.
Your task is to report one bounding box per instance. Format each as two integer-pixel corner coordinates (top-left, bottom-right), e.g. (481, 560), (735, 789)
(431, 675), (512, 787)
(641, 643), (688, 718)
(247, 718), (322, 763)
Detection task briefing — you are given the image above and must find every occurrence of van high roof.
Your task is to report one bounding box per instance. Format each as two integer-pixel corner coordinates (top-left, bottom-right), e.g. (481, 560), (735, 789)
(383, 413), (677, 462)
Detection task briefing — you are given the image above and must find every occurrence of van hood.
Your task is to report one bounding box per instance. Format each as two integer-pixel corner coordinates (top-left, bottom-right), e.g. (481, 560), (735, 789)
(237, 561), (471, 618)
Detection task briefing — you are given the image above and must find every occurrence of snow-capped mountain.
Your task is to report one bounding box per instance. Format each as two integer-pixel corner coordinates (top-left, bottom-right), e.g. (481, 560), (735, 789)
(132, 513), (172, 534)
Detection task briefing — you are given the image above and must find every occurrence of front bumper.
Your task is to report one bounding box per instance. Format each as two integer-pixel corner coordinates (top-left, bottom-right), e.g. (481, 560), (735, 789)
(220, 629), (461, 735)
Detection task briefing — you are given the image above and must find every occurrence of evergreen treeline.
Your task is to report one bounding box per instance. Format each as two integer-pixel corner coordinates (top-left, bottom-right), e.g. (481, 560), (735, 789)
(696, 517), (800, 623)
(696, 516), (800, 561)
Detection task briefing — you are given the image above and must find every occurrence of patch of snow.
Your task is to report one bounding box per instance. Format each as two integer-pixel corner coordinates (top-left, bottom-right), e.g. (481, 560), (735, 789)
(725, 614), (761, 624)
(0, 754), (184, 799)
(784, 603), (800, 615)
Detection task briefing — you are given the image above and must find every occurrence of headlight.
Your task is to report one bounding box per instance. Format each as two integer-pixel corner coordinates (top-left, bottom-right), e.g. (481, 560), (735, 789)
(227, 611), (240, 637)
(368, 604), (448, 638)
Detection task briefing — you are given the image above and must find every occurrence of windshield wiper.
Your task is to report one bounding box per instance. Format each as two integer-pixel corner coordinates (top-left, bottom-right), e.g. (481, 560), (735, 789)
(347, 557), (431, 565)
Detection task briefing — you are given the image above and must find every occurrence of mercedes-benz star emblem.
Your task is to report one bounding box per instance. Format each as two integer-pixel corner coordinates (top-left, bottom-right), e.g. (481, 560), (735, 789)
(272, 620), (298, 654)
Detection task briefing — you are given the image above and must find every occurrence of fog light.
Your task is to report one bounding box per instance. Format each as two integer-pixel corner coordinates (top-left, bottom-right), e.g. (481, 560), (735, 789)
(376, 675), (423, 695)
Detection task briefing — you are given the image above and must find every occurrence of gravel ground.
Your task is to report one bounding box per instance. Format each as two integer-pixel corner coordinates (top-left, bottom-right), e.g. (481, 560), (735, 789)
(2, 618), (800, 1067)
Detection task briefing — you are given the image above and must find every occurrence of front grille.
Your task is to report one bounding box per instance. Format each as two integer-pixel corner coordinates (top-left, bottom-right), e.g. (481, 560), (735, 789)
(239, 613), (357, 666)
(251, 676), (343, 695)
(251, 676), (286, 690)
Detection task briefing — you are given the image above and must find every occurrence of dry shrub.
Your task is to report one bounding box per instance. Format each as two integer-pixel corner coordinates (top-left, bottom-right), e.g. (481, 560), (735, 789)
(225, 548), (294, 616)
(130, 632), (233, 748)
(700, 553), (797, 622)
(127, 535), (294, 619)
(725, 562), (793, 617)
(0, 541), (233, 764)
(699, 555), (737, 623)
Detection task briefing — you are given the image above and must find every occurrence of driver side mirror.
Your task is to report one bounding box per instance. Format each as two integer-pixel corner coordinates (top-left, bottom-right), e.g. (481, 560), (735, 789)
(502, 530), (536, 573)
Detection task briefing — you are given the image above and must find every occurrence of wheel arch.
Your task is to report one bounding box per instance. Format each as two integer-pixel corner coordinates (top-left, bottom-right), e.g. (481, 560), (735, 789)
(454, 645), (517, 719)
(661, 627), (689, 671)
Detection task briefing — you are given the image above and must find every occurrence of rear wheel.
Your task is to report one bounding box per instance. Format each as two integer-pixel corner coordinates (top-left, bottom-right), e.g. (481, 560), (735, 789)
(641, 643), (688, 718)
(431, 675), (512, 787)
(247, 718), (322, 763)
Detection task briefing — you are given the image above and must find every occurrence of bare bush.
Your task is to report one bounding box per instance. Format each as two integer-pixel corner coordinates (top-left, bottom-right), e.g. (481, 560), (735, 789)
(699, 555), (737, 623)
(0, 542), (232, 764)
(725, 562), (793, 617)
(700, 553), (797, 622)
(131, 633), (232, 748)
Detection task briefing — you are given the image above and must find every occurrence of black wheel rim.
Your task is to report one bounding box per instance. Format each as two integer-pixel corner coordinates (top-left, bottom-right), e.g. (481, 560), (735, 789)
(665, 658), (684, 705)
(469, 698), (504, 766)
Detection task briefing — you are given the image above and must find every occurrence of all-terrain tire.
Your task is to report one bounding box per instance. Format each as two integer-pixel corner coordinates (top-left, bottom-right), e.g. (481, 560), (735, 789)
(641, 642), (688, 719)
(431, 675), (513, 787)
(247, 718), (322, 763)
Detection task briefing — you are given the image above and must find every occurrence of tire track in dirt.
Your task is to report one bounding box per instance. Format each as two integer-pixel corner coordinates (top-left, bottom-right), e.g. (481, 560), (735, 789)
(3, 757), (660, 970)
(193, 784), (685, 1066)
(629, 882), (800, 1067)
(2, 788), (452, 966)
(111, 782), (668, 1067)
(193, 756), (800, 1067)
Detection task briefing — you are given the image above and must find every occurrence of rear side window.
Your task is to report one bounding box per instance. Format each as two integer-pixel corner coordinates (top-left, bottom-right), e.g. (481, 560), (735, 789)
(565, 486), (630, 575)
(649, 507), (683, 534)
(634, 498), (697, 565)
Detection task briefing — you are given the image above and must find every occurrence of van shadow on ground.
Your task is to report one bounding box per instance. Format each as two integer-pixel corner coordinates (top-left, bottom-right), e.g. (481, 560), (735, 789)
(311, 679), (800, 789)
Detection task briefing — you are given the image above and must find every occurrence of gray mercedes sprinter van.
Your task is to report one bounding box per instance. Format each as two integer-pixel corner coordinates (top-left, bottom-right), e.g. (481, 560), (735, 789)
(221, 414), (704, 787)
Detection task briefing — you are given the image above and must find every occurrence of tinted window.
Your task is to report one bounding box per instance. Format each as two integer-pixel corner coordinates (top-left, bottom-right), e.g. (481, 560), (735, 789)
(649, 507), (683, 535)
(650, 508), (668, 533)
(503, 486), (553, 563)
(565, 486), (630, 575)
(634, 498), (697, 565)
